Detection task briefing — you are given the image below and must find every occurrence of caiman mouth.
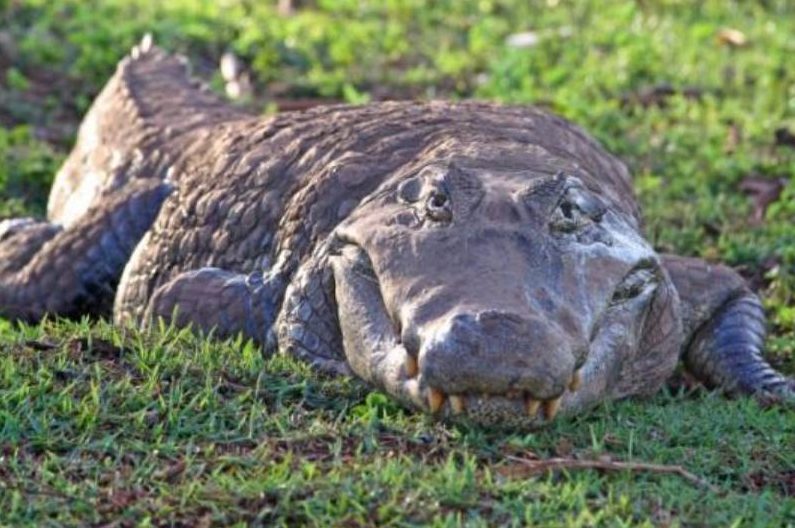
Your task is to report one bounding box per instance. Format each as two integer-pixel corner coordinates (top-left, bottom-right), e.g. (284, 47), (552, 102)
(331, 239), (660, 425)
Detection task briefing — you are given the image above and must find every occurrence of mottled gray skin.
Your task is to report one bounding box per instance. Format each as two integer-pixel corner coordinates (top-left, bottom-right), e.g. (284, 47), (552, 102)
(1, 44), (792, 427)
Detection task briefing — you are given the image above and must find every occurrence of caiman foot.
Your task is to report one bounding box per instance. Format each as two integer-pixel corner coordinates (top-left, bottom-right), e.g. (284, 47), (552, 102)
(663, 254), (794, 404)
(687, 292), (794, 402)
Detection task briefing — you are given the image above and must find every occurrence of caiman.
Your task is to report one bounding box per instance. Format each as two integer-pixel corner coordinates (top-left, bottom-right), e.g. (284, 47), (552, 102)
(1, 41), (792, 426)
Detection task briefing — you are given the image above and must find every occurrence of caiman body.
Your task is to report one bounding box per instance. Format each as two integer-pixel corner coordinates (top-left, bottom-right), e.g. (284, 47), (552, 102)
(1, 43), (792, 426)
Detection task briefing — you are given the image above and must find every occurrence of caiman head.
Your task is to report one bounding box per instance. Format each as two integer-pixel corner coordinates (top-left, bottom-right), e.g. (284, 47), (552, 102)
(285, 145), (682, 428)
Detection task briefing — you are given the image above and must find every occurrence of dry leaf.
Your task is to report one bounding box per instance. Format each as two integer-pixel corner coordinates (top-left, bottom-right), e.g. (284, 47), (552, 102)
(739, 175), (787, 225)
(717, 28), (748, 47)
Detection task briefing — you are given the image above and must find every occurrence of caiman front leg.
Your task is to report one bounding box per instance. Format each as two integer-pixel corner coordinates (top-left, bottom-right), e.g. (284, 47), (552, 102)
(662, 255), (794, 400)
(0, 179), (171, 322)
(143, 267), (283, 348)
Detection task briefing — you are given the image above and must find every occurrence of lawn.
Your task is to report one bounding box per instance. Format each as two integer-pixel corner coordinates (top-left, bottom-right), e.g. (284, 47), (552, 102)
(1, 0), (794, 525)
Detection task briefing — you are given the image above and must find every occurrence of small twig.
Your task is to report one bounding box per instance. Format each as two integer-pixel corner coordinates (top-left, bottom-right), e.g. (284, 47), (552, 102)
(505, 455), (719, 493)
(24, 339), (58, 351)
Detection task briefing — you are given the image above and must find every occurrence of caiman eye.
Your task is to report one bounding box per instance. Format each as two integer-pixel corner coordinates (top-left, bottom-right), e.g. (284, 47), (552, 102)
(550, 201), (586, 233)
(426, 190), (452, 222)
(549, 188), (605, 234)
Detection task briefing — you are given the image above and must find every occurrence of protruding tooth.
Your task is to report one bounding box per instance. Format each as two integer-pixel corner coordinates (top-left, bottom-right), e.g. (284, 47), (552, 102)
(525, 396), (541, 417)
(568, 370), (582, 392)
(428, 388), (446, 413)
(449, 395), (465, 414)
(543, 397), (562, 420)
(405, 354), (418, 378)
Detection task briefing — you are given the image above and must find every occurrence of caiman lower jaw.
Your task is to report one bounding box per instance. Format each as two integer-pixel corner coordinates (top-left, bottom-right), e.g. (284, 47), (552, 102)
(404, 352), (583, 421)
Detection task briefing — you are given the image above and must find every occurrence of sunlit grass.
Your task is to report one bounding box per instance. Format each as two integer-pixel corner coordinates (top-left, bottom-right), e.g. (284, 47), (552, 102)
(1, 0), (794, 524)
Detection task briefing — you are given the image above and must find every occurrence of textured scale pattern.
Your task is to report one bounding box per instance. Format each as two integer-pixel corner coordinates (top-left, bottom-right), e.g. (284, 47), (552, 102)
(0, 43), (791, 425)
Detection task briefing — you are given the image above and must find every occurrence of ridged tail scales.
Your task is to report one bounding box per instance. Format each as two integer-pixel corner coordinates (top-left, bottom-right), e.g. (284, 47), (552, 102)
(663, 254), (794, 402)
(0, 179), (172, 323)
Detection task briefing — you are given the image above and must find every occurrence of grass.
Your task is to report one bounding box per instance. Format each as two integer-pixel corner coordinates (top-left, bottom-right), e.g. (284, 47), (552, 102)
(1, 0), (794, 525)
(1, 319), (793, 526)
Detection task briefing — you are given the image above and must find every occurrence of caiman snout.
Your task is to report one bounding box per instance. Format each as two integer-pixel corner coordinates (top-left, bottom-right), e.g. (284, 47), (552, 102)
(414, 310), (579, 417)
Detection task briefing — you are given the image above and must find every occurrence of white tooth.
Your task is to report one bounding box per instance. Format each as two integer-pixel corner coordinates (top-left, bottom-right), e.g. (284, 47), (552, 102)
(428, 388), (446, 413)
(543, 397), (562, 420)
(525, 396), (541, 417)
(406, 380), (421, 402)
(449, 395), (465, 414)
(404, 354), (418, 378)
(569, 370), (582, 392)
